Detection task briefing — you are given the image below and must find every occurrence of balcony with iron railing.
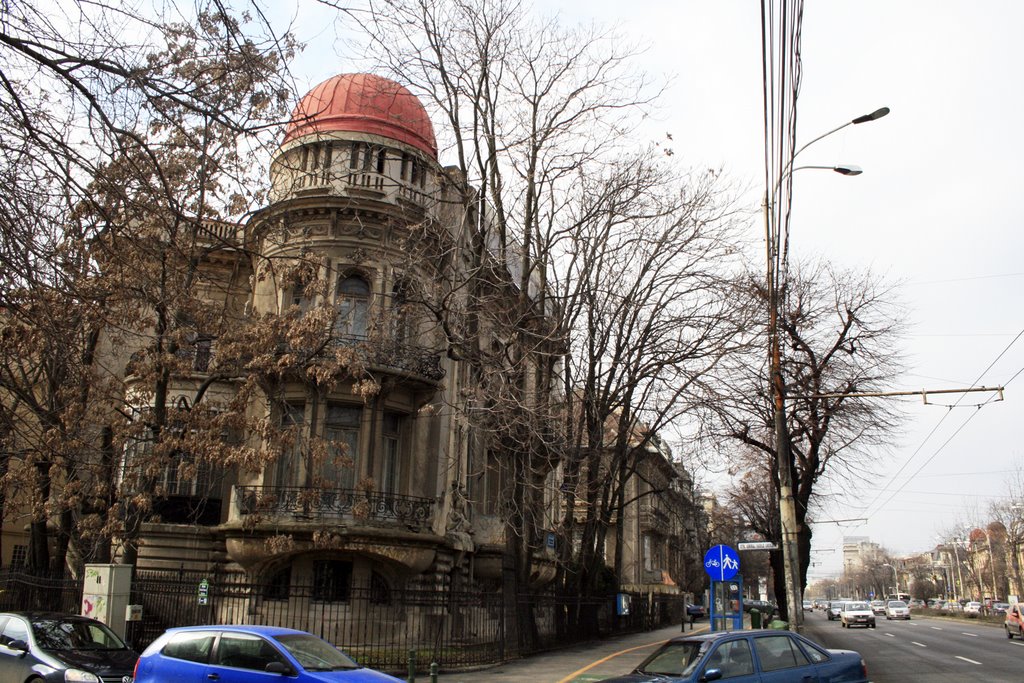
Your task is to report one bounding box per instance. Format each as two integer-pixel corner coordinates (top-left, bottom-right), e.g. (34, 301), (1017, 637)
(230, 485), (435, 531)
(331, 335), (445, 383)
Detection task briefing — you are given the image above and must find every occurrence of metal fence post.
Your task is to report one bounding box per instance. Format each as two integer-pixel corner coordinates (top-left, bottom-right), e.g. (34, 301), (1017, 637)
(407, 649), (416, 683)
(430, 661), (438, 683)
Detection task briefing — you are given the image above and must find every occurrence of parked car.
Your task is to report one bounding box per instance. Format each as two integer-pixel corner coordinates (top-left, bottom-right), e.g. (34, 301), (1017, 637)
(0, 611), (138, 683)
(869, 600), (886, 616)
(964, 601), (983, 617)
(885, 600), (911, 620)
(908, 598), (926, 609)
(992, 601), (1010, 616)
(944, 600), (964, 612)
(1006, 603), (1024, 639)
(840, 601), (877, 629)
(802, 600), (814, 611)
(597, 629), (869, 682)
(133, 625), (401, 682)
(685, 603), (706, 620)
(827, 601), (845, 621)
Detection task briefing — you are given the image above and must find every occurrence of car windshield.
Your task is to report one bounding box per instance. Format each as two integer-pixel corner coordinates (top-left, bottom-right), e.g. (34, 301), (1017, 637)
(32, 618), (127, 651)
(888, 601), (906, 608)
(274, 634), (360, 672)
(637, 641), (705, 677)
(847, 602), (868, 611)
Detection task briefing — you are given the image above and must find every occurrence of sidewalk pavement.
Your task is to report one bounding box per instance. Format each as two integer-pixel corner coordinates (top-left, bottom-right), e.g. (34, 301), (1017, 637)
(435, 620), (715, 683)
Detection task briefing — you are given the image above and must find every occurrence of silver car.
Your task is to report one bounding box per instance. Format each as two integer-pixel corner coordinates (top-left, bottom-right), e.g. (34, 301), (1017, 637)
(885, 600), (911, 620)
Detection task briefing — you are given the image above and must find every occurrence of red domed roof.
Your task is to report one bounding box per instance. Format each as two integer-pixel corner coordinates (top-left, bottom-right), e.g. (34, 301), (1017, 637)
(283, 73), (437, 158)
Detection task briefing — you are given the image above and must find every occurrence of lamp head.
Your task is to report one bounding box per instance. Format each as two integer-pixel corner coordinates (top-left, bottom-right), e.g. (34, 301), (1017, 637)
(834, 165), (863, 176)
(852, 107), (890, 124)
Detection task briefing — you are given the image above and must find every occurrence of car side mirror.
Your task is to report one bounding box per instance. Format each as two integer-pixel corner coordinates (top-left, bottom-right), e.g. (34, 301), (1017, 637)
(6, 639), (29, 653)
(265, 661), (294, 675)
(701, 668), (723, 682)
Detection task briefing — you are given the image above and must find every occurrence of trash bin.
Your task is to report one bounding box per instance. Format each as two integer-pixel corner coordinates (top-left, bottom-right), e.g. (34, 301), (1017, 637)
(750, 609), (762, 629)
(769, 619), (789, 630)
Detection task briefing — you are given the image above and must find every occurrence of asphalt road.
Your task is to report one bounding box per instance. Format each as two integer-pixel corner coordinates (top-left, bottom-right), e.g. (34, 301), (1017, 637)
(803, 609), (1020, 682)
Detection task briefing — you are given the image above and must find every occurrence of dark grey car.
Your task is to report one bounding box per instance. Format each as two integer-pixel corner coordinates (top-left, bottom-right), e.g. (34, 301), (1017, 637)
(0, 611), (138, 683)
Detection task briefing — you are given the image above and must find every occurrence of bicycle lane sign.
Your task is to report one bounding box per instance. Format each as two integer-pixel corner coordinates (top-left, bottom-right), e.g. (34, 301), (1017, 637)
(703, 544), (740, 582)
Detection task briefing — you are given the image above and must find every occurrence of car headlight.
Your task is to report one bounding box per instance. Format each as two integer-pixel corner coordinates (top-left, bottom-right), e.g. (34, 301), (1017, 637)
(65, 670), (101, 683)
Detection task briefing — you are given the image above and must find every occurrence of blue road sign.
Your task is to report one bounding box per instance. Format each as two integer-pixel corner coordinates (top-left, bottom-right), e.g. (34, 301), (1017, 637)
(704, 544), (740, 581)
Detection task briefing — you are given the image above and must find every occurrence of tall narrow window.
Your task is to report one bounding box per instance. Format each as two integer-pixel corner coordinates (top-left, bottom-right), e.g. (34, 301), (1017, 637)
(275, 403), (304, 487)
(335, 275), (370, 338)
(381, 413), (402, 495)
(325, 404), (361, 489)
(349, 141), (362, 169)
(391, 280), (412, 342)
(321, 143), (333, 181)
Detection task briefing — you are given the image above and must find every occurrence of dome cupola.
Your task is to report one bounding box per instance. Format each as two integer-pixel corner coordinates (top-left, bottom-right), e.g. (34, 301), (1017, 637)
(283, 73), (437, 159)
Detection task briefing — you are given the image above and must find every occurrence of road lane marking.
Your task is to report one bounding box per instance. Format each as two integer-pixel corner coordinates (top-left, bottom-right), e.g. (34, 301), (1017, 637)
(884, 633), (895, 638)
(558, 624), (710, 683)
(955, 656), (982, 665)
(911, 641), (927, 647)
(930, 626), (943, 630)
(961, 632), (977, 637)
(1012, 641), (1024, 647)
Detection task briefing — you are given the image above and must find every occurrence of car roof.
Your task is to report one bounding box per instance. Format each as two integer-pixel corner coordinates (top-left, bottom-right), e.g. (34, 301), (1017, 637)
(162, 624), (311, 638)
(0, 611), (104, 622)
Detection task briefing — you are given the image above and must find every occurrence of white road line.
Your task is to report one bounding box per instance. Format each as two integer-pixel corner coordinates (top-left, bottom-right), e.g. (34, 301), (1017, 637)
(930, 626), (943, 630)
(884, 633), (895, 638)
(911, 641), (927, 648)
(955, 656), (982, 665)
(961, 632), (977, 637)
(1012, 641), (1024, 647)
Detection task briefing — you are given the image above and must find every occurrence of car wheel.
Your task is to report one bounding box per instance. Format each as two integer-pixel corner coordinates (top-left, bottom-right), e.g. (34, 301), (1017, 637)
(871, 623), (876, 629)
(1008, 627), (1014, 639)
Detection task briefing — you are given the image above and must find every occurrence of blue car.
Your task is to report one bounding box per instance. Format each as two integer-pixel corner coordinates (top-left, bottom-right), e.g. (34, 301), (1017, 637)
(133, 625), (402, 682)
(598, 630), (868, 682)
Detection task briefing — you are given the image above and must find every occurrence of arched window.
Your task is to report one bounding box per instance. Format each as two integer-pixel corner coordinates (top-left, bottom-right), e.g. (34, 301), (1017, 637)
(335, 275), (370, 338)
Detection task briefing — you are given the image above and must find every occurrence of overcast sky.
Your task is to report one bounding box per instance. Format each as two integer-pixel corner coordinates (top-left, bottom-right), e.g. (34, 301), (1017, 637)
(284, 1), (1024, 577)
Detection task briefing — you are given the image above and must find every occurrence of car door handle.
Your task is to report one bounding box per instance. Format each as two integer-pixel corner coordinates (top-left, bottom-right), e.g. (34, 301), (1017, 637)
(207, 675), (220, 680)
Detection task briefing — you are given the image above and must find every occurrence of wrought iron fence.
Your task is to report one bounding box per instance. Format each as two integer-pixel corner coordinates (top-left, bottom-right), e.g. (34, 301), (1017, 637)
(0, 568), (687, 674)
(0, 570), (83, 613)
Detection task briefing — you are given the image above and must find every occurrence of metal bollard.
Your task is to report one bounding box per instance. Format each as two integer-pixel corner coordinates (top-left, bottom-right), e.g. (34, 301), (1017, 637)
(430, 661), (439, 683)
(407, 649), (417, 683)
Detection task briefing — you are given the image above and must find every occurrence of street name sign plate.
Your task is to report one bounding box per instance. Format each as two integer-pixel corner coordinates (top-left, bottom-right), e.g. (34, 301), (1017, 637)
(737, 541), (778, 550)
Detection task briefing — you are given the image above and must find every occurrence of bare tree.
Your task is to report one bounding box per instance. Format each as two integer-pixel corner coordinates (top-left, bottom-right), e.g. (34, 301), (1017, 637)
(700, 260), (906, 618)
(0, 0), (296, 573)
(338, 0), (750, 644)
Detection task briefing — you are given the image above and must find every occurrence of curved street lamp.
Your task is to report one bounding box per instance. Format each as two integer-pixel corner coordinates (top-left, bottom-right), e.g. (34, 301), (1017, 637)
(765, 106), (889, 632)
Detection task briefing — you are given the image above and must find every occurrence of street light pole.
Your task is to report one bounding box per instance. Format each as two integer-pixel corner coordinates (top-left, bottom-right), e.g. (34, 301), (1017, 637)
(764, 107), (889, 631)
(882, 563), (899, 597)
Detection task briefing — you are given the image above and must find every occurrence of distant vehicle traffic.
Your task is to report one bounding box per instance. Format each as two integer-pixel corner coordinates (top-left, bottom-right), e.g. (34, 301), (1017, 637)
(597, 629), (868, 682)
(964, 601), (983, 616)
(132, 625), (402, 683)
(869, 600), (886, 616)
(827, 601), (845, 621)
(686, 604), (706, 619)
